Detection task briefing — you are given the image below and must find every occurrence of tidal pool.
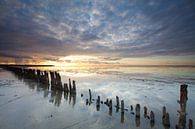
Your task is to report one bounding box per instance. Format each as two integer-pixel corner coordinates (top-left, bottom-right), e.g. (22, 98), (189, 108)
(0, 66), (195, 129)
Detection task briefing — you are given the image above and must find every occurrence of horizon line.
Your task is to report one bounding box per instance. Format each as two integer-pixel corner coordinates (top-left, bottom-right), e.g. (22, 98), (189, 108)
(0, 64), (195, 68)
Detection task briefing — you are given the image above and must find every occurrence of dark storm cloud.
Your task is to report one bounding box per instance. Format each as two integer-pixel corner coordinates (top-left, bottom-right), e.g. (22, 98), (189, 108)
(0, 53), (33, 59)
(0, 0), (195, 61)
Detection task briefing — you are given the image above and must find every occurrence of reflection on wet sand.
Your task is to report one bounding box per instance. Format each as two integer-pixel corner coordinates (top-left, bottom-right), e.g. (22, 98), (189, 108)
(2, 66), (194, 129)
(121, 112), (124, 123)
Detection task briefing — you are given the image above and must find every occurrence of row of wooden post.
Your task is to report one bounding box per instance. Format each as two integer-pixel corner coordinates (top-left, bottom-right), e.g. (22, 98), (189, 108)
(50, 71), (76, 94)
(85, 85), (193, 129)
(86, 88), (156, 125)
(4, 66), (76, 94)
(3, 66), (193, 129)
(5, 67), (50, 85)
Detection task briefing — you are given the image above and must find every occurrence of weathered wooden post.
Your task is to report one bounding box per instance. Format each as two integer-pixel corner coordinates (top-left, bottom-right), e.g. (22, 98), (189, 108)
(121, 100), (124, 113)
(54, 72), (57, 86)
(41, 71), (44, 84)
(37, 70), (41, 82)
(98, 96), (100, 103)
(64, 83), (68, 92)
(51, 72), (59, 90)
(86, 99), (89, 105)
(109, 99), (112, 110)
(69, 78), (72, 91)
(120, 100), (125, 123)
(150, 111), (155, 127)
(109, 99), (112, 116)
(50, 71), (57, 89)
(116, 96), (119, 108)
(116, 96), (119, 112)
(42, 71), (49, 85)
(135, 104), (140, 117)
(45, 71), (49, 85)
(106, 99), (109, 104)
(163, 106), (166, 116)
(104, 98), (109, 106)
(89, 89), (92, 101)
(189, 119), (193, 129)
(180, 84), (188, 103)
(130, 105), (133, 111)
(72, 80), (76, 94)
(96, 96), (100, 111)
(177, 84), (188, 129)
(144, 106), (147, 117)
(135, 104), (141, 127)
(57, 72), (63, 90)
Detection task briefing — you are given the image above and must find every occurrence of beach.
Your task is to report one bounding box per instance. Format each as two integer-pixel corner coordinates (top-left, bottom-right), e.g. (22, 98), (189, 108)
(0, 66), (194, 129)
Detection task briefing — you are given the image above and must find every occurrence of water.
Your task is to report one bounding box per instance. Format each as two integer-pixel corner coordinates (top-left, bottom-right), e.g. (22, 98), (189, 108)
(0, 66), (195, 129)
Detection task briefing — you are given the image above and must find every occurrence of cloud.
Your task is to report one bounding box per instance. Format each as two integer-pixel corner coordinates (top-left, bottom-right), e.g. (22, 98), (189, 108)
(0, 0), (195, 63)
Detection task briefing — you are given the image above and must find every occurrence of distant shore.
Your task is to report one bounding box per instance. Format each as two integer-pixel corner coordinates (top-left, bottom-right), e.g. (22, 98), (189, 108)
(0, 64), (195, 68)
(0, 64), (54, 67)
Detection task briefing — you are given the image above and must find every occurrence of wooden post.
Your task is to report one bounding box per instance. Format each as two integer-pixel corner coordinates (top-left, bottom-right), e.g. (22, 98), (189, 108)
(64, 83), (68, 92)
(130, 105), (133, 111)
(86, 99), (89, 105)
(96, 96), (100, 111)
(150, 111), (155, 127)
(50, 71), (54, 88)
(89, 89), (92, 101)
(109, 99), (112, 116)
(116, 96), (119, 108)
(115, 96), (119, 112)
(72, 80), (76, 94)
(177, 84), (188, 129)
(104, 98), (109, 106)
(54, 72), (57, 86)
(180, 84), (188, 103)
(45, 71), (49, 85)
(109, 99), (112, 110)
(37, 70), (41, 82)
(135, 104), (140, 117)
(69, 78), (72, 91)
(163, 106), (166, 117)
(144, 106), (147, 117)
(121, 100), (124, 113)
(162, 106), (166, 124)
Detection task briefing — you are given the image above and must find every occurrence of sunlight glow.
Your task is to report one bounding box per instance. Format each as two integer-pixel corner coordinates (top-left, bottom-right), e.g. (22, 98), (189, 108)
(41, 55), (195, 67)
(59, 55), (99, 61)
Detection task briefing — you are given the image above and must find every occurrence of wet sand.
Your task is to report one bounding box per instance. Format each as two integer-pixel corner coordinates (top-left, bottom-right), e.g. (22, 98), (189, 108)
(0, 66), (195, 129)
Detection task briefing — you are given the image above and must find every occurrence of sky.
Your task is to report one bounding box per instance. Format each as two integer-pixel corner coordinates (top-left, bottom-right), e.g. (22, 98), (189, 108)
(0, 0), (195, 66)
